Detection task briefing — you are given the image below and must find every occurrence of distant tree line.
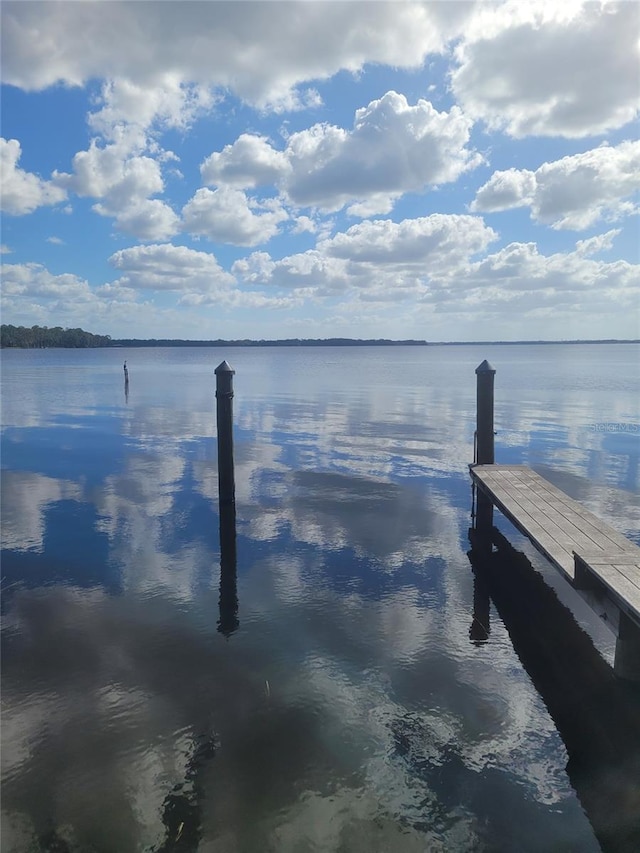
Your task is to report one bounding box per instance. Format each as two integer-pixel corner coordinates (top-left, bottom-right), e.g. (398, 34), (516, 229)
(0, 325), (112, 348)
(111, 337), (429, 347)
(0, 327), (430, 348)
(1, 326), (634, 348)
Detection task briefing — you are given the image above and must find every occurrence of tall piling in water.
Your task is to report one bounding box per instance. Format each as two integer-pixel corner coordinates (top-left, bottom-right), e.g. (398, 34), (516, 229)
(473, 360), (496, 541)
(475, 359), (496, 465)
(215, 360), (235, 507)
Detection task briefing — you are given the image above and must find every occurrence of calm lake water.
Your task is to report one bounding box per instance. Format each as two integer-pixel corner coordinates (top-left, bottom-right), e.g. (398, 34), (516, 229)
(1, 344), (639, 853)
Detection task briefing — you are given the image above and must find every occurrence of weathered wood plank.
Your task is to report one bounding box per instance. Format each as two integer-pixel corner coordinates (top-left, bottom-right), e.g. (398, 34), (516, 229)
(574, 557), (640, 621)
(579, 553), (640, 567)
(470, 464), (640, 624)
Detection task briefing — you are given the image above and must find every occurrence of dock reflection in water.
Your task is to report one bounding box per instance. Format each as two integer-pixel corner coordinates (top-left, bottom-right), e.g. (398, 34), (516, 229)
(468, 527), (640, 853)
(218, 504), (239, 637)
(2, 344), (639, 851)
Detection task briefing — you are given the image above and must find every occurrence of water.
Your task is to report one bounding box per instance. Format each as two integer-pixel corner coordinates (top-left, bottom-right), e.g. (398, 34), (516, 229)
(1, 344), (639, 852)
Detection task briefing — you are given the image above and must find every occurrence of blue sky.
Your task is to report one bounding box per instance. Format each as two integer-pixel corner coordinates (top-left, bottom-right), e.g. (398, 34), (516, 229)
(1, 0), (639, 341)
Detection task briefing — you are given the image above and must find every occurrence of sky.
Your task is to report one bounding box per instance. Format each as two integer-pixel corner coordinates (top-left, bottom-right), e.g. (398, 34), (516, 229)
(1, 0), (639, 342)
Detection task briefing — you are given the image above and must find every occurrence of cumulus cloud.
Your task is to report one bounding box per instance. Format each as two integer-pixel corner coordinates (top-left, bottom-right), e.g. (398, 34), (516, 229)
(88, 76), (215, 140)
(54, 138), (179, 240)
(3, 2), (636, 142)
(57, 140), (162, 199)
(452, 2), (640, 138)
(472, 140), (640, 229)
(232, 215), (639, 330)
(202, 92), (482, 215)
(1, 1), (471, 108)
(102, 198), (180, 242)
(1, 262), (96, 303)
(234, 214), (497, 297)
(0, 261), (150, 331)
(182, 187), (288, 246)
(287, 92), (482, 211)
(472, 169), (538, 214)
(108, 243), (235, 294)
(0, 138), (67, 215)
(105, 242), (295, 313)
(0, 259), (267, 338)
(320, 215), (495, 268)
(441, 241), (639, 305)
(574, 229), (621, 258)
(43, 72), (213, 242)
(201, 134), (290, 188)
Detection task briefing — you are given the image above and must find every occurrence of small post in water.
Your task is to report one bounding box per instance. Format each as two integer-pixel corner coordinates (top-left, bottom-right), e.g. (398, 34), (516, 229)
(215, 360), (236, 507)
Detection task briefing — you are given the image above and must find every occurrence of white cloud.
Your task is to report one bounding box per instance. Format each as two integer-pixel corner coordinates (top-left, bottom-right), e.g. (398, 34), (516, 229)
(235, 214), (497, 297)
(290, 216), (318, 235)
(0, 261), (150, 331)
(102, 198), (180, 242)
(320, 215), (496, 270)
(201, 134), (290, 188)
(233, 217), (639, 331)
(1, 262), (96, 302)
(0, 138), (67, 215)
(0, 259), (264, 338)
(452, 2), (640, 138)
(1, 1), (471, 108)
(46, 236), (64, 245)
(438, 241), (639, 304)
(234, 246), (351, 296)
(472, 140), (640, 229)
(54, 138), (179, 240)
(286, 92), (481, 211)
(182, 187), (288, 246)
(88, 75), (215, 140)
(108, 243), (235, 294)
(472, 168), (537, 213)
(574, 229), (621, 258)
(45, 73), (212, 242)
(4, 2), (636, 143)
(202, 92), (482, 215)
(1, 244), (13, 254)
(57, 139), (162, 199)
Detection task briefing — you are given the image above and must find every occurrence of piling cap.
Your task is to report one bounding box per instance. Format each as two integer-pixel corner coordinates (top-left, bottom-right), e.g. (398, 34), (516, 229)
(475, 359), (496, 375)
(215, 360), (235, 375)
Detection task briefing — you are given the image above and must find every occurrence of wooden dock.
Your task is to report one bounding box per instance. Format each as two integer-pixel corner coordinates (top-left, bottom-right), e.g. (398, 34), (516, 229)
(470, 464), (640, 628)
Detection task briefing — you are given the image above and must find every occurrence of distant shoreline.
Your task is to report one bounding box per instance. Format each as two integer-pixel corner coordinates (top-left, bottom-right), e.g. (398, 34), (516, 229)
(3, 339), (639, 349)
(1, 325), (638, 348)
(108, 338), (639, 347)
(111, 338), (640, 348)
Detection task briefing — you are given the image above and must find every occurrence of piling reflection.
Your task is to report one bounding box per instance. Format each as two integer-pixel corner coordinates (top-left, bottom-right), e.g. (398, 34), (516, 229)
(469, 568), (490, 645)
(218, 504), (239, 637)
(153, 731), (217, 852)
(468, 527), (640, 853)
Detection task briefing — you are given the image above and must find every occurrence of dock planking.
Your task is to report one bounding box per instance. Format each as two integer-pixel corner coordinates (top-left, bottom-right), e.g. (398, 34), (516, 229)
(470, 464), (640, 626)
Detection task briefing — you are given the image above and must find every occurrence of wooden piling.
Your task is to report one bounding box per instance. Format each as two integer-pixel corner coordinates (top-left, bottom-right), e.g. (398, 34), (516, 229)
(475, 359), (496, 465)
(473, 360), (496, 537)
(614, 612), (640, 682)
(215, 360), (235, 507)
